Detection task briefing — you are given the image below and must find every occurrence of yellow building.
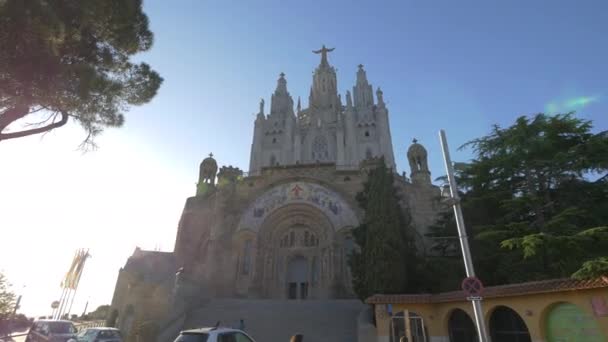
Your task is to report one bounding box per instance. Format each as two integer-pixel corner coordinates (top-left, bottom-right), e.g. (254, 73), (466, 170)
(366, 277), (608, 342)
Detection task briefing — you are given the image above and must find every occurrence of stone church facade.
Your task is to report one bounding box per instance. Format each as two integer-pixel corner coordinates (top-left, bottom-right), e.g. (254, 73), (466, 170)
(109, 48), (441, 340)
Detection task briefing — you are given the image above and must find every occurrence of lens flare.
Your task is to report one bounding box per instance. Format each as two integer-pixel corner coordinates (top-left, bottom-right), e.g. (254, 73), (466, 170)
(545, 95), (600, 114)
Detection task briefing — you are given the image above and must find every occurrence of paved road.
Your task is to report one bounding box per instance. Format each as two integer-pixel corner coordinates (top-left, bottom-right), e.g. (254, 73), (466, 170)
(1, 336), (26, 342)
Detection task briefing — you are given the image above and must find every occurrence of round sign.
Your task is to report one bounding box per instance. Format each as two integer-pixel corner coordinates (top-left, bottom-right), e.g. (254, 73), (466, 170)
(51, 301), (60, 309)
(461, 276), (484, 297)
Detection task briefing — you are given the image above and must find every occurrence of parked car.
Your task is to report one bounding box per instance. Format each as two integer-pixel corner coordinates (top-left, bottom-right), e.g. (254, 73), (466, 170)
(76, 327), (122, 342)
(174, 327), (256, 342)
(25, 320), (77, 342)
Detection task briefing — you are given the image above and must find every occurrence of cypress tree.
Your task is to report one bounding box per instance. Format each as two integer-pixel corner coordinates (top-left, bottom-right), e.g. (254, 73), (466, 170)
(349, 159), (418, 300)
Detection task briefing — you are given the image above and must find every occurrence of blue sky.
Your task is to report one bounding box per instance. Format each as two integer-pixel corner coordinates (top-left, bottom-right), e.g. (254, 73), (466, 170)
(130, 0), (607, 178)
(1, 0), (607, 316)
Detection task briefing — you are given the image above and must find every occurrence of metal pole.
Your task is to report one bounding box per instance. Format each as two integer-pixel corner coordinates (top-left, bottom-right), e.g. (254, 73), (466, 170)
(439, 129), (490, 342)
(66, 286), (79, 319)
(58, 288), (72, 320)
(81, 300), (89, 318)
(54, 287), (67, 319)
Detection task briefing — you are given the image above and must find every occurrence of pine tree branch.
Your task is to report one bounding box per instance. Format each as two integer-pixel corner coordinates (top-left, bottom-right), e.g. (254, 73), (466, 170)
(0, 111), (68, 141)
(0, 105), (30, 132)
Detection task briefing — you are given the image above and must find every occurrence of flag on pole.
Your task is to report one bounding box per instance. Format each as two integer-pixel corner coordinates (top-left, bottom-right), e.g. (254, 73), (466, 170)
(61, 249), (90, 289)
(61, 250), (80, 289)
(70, 249), (90, 289)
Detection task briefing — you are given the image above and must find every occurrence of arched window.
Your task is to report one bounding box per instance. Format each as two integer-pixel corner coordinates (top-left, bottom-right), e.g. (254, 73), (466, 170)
(304, 231), (310, 246)
(365, 130), (370, 137)
(242, 240), (252, 276)
(489, 306), (531, 342)
(289, 231), (295, 247)
(546, 302), (604, 342)
(390, 312), (425, 342)
(365, 148), (373, 159)
(448, 309), (477, 342)
(270, 154), (276, 166)
(312, 135), (328, 161)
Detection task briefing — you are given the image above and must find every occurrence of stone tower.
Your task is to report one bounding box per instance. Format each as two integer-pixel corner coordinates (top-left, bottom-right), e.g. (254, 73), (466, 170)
(248, 46), (396, 175)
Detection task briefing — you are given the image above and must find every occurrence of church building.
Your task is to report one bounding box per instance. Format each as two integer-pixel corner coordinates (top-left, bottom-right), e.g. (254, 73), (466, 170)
(109, 47), (441, 342)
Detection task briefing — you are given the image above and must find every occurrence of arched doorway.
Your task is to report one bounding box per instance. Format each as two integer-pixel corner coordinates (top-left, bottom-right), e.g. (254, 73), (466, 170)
(287, 256), (309, 299)
(448, 309), (476, 342)
(546, 302), (604, 342)
(489, 306), (531, 342)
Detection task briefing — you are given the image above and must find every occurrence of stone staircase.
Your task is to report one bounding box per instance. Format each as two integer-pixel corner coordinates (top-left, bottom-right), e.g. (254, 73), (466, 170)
(181, 299), (367, 342)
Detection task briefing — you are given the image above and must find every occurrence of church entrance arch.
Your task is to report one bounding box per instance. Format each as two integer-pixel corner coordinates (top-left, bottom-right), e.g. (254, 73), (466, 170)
(236, 181), (359, 235)
(235, 181), (359, 299)
(287, 256), (309, 299)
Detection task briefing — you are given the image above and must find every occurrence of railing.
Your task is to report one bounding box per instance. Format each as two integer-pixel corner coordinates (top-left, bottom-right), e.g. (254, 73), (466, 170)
(0, 332), (28, 341)
(74, 320), (106, 332)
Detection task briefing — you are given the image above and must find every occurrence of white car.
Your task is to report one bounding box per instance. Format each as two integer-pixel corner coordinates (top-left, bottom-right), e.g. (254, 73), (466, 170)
(173, 327), (256, 342)
(76, 327), (122, 342)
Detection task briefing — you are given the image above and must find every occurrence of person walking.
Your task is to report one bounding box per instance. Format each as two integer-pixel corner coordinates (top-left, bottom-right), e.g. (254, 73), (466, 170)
(290, 333), (303, 342)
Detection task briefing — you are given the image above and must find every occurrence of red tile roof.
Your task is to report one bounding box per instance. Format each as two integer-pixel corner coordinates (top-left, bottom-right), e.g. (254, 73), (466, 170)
(365, 277), (608, 304)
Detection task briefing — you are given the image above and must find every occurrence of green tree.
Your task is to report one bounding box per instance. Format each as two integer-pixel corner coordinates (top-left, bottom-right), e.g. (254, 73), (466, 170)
(88, 304), (110, 320)
(0, 273), (15, 320)
(349, 159), (419, 300)
(0, 272), (16, 337)
(0, 0), (162, 147)
(106, 309), (118, 327)
(433, 113), (608, 284)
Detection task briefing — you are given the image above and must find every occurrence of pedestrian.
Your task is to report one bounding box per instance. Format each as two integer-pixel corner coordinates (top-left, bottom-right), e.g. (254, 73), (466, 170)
(290, 333), (303, 342)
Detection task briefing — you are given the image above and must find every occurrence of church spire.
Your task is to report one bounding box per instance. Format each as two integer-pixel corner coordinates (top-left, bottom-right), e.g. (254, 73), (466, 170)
(376, 87), (385, 108)
(270, 72), (294, 116)
(346, 90), (353, 109)
(275, 72), (288, 95)
(353, 64), (374, 108)
(356, 64), (368, 84)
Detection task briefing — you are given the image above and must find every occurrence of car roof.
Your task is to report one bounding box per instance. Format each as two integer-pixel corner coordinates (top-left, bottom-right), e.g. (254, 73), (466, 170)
(35, 320), (74, 324)
(181, 327), (243, 334)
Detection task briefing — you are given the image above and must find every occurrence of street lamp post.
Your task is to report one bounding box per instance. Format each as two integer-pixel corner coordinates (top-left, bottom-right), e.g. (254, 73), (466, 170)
(439, 129), (490, 342)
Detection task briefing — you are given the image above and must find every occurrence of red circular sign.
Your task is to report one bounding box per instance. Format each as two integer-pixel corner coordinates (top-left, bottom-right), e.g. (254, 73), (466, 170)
(461, 276), (484, 297)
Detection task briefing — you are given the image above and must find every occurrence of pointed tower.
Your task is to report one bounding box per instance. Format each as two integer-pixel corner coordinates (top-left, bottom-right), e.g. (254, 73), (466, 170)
(407, 139), (431, 184)
(353, 64), (374, 109)
(249, 99), (266, 174)
(249, 73), (296, 173)
(374, 86), (396, 169)
(270, 72), (294, 117)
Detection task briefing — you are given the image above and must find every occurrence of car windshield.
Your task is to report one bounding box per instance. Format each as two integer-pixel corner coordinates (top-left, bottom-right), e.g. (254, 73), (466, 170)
(49, 322), (76, 334)
(174, 333), (209, 342)
(98, 330), (121, 338)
